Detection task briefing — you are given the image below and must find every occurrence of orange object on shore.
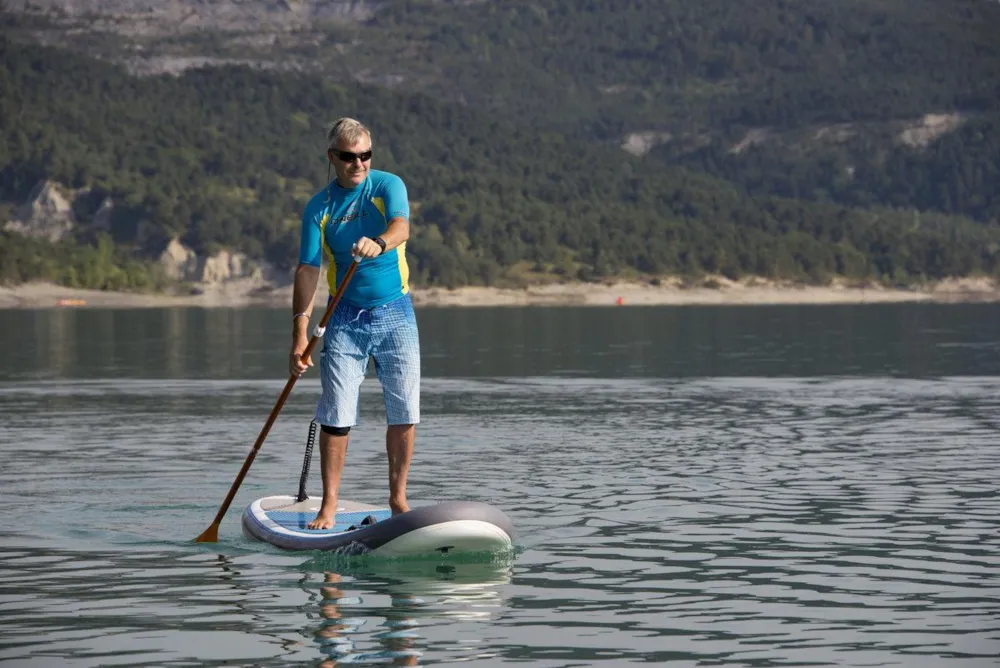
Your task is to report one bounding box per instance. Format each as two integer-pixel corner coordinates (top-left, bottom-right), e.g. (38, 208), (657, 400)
(615, 296), (624, 305)
(56, 298), (87, 307)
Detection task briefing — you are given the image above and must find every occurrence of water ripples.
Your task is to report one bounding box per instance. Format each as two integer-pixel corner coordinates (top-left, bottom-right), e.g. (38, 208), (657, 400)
(1, 376), (998, 665)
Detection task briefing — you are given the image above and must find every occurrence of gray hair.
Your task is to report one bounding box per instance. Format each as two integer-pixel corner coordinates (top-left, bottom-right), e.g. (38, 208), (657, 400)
(327, 117), (372, 149)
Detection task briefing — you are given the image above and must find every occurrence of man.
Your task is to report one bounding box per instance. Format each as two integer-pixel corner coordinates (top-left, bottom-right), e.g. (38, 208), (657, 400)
(290, 117), (420, 530)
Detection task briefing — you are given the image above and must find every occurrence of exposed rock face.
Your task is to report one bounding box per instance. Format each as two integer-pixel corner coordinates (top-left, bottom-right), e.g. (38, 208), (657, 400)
(812, 123), (856, 143)
(159, 238), (201, 281)
(621, 131), (673, 157)
(158, 238), (273, 285)
(3, 180), (281, 290)
(200, 248), (265, 283)
(729, 128), (772, 155)
(898, 113), (967, 149)
(4, 0), (382, 34)
(3, 180), (76, 242)
(620, 113), (970, 160)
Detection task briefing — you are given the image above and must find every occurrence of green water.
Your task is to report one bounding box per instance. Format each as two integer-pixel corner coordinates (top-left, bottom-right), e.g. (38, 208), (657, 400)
(1, 303), (998, 666)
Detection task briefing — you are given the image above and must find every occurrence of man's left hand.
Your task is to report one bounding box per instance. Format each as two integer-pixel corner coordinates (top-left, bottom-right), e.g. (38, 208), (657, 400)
(352, 237), (383, 259)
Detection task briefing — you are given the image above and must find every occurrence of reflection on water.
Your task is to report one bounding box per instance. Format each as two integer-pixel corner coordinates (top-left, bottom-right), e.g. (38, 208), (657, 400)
(316, 571), (421, 667)
(305, 559), (513, 666)
(0, 547), (513, 667)
(2, 303), (1000, 380)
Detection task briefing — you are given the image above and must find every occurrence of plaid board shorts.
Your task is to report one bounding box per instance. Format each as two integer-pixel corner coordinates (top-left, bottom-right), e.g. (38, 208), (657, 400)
(315, 293), (421, 427)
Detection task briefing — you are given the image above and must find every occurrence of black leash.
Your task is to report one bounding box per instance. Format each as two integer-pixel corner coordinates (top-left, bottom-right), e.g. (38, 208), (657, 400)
(296, 420), (318, 502)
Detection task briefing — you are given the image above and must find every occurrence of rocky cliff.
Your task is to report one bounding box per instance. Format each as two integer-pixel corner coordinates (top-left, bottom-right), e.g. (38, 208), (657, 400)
(4, 0), (381, 34)
(158, 237), (278, 287)
(3, 180), (77, 242)
(4, 178), (285, 292)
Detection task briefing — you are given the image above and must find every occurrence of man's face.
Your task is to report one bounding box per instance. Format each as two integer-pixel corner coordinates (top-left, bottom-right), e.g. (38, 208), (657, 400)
(328, 135), (372, 188)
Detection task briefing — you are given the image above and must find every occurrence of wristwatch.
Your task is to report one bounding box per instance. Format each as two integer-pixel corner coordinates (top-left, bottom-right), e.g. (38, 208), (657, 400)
(374, 236), (387, 254)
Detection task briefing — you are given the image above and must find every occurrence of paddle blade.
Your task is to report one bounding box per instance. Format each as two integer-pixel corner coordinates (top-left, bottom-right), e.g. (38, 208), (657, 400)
(195, 523), (220, 543)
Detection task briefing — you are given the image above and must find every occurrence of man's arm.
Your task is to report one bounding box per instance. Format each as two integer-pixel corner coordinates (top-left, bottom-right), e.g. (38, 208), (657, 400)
(379, 216), (409, 250)
(290, 263), (321, 375)
(355, 216), (409, 258)
(355, 174), (410, 258)
(292, 263), (320, 336)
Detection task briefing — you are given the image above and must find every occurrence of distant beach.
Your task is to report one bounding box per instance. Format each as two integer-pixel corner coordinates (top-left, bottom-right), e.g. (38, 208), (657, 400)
(1, 276), (998, 309)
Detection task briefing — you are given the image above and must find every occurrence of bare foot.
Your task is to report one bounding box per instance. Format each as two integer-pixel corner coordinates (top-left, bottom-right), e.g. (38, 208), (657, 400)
(390, 500), (410, 516)
(307, 513), (335, 530)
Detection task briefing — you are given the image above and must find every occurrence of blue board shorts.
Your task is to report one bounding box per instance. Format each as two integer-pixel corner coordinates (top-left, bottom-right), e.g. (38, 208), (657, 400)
(315, 293), (421, 427)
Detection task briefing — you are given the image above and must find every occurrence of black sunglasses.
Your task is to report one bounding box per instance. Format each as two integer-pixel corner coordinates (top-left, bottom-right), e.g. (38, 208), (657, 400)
(329, 148), (372, 163)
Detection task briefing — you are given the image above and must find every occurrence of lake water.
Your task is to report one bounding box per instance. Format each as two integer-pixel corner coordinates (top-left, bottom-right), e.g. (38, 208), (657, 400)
(1, 303), (998, 667)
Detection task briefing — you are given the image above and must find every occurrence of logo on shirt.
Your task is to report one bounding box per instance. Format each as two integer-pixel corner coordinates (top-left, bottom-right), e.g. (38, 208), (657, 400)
(334, 210), (368, 224)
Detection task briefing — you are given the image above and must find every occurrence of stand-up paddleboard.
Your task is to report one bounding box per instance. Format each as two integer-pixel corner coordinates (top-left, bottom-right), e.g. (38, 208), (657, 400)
(241, 422), (515, 556)
(242, 496), (515, 555)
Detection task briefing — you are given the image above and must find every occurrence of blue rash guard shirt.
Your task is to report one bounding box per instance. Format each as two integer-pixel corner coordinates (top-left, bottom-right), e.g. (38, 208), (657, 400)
(298, 170), (411, 308)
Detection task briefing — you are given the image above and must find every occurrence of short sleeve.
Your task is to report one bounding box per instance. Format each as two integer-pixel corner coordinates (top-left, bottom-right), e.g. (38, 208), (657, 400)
(298, 201), (324, 267)
(382, 174), (410, 220)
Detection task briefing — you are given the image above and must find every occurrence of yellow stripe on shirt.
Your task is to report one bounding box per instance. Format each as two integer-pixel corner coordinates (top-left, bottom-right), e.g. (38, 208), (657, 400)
(319, 213), (338, 295)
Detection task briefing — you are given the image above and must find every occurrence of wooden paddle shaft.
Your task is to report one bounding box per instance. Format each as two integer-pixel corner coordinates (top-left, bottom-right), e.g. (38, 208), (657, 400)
(196, 260), (359, 542)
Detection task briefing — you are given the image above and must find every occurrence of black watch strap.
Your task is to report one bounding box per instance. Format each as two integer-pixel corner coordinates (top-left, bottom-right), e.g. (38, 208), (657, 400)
(374, 236), (387, 253)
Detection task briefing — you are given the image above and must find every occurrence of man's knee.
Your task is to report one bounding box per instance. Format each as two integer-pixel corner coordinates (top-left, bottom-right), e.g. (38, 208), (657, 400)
(321, 424), (351, 436)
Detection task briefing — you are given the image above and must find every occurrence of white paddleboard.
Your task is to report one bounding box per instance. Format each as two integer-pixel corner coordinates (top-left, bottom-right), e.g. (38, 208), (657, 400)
(242, 496), (515, 556)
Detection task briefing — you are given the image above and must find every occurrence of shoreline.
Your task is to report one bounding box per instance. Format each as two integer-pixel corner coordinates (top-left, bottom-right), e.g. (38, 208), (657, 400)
(1, 276), (998, 309)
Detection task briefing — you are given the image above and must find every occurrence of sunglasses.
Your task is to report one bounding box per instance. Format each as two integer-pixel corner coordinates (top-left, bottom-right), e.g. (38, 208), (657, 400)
(329, 148), (372, 163)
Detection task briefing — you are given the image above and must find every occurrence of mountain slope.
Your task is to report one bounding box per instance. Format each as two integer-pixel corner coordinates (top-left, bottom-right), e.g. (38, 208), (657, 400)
(3, 38), (999, 290)
(7, 0), (1000, 232)
(7, 0), (999, 136)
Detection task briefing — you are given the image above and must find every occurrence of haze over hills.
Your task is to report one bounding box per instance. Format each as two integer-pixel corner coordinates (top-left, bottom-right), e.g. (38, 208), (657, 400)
(10, 0), (998, 132)
(2, 0), (381, 31)
(2, 0), (999, 294)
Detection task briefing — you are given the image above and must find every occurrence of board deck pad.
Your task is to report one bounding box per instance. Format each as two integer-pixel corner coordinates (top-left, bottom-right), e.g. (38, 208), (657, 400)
(264, 508), (393, 534)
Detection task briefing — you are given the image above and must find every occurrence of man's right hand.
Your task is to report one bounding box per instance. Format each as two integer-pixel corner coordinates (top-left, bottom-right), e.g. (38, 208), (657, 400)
(289, 343), (313, 377)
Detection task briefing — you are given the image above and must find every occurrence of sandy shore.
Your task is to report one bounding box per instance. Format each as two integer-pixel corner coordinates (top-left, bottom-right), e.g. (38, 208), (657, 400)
(1, 276), (998, 309)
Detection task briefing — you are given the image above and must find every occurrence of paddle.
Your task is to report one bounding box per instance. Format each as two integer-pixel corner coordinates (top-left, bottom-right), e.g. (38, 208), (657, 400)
(195, 258), (360, 543)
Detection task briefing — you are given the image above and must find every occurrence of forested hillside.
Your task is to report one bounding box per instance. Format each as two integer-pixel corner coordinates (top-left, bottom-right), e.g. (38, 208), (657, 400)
(358, 0), (1000, 135)
(11, 0), (999, 136)
(2, 0), (999, 291)
(655, 114), (1000, 224)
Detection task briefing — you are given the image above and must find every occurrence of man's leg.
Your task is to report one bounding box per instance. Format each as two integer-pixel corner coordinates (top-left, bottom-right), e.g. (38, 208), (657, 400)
(308, 427), (350, 529)
(311, 302), (368, 530)
(372, 294), (420, 516)
(386, 424), (414, 515)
